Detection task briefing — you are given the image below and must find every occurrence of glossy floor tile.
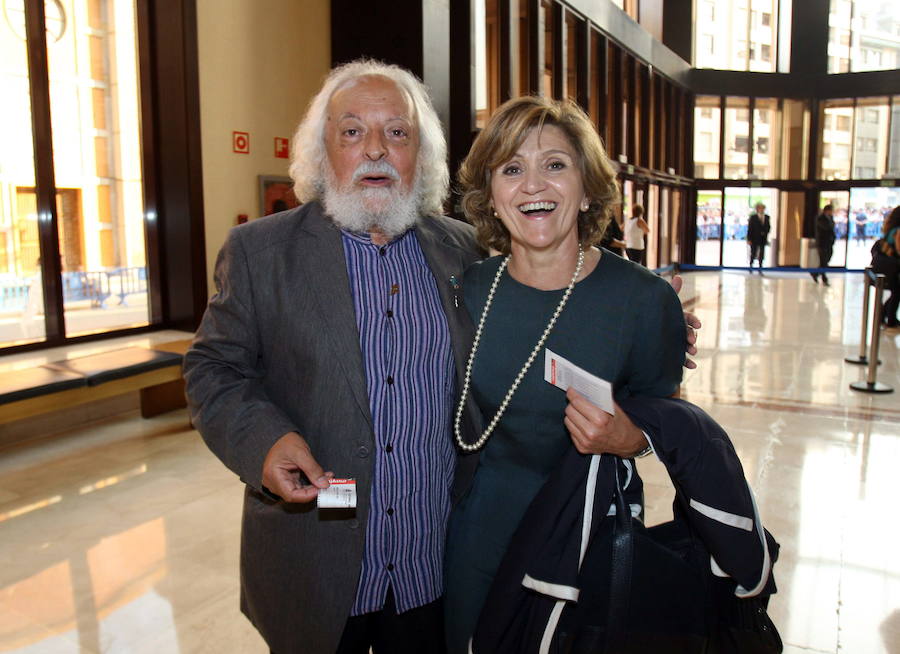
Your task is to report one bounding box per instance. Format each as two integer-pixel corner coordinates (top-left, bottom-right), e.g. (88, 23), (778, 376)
(0, 271), (898, 653)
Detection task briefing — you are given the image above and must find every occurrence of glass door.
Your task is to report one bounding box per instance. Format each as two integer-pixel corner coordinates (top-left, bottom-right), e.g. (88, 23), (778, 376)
(721, 187), (779, 268)
(847, 187), (899, 269)
(696, 190), (723, 266)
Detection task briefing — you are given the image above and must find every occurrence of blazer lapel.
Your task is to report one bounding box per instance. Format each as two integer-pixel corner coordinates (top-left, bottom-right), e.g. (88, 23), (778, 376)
(415, 217), (484, 466)
(414, 218), (476, 380)
(294, 204), (373, 429)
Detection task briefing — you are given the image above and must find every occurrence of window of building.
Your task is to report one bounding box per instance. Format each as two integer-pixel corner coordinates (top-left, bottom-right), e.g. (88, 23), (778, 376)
(694, 95), (722, 179)
(828, 0), (900, 73)
(753, 98), (781, 178)
(853, 98), (890, 179)
(0, 0), (155, 348)
(695, 0), (781, 72)
(820, 100), (854, 179)
(724, 97), (750, 178)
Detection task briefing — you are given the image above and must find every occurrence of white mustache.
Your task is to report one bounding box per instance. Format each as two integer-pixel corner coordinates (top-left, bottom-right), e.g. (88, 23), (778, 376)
(352, 161), (400, 184)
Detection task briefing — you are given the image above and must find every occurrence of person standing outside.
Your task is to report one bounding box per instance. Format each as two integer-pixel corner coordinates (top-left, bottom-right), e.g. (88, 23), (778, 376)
(854, 209), (868, 245)
(811, 204), (836, 286)
(747, 202), (771, 274)
(624, 204), (650, 265)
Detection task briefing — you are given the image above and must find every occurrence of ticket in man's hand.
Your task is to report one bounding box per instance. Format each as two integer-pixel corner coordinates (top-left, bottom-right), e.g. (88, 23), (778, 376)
(317, 478), (357, 509)
(544, 348), (615, 414)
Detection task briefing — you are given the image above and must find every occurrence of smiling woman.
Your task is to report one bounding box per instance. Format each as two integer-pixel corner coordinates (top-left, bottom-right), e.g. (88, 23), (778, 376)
(444, 95), (688, 653)
(459, 96), (619, 263)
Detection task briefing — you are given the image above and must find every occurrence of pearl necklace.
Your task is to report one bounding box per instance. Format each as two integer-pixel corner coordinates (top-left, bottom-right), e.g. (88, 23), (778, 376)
(454, 248), (585, 452)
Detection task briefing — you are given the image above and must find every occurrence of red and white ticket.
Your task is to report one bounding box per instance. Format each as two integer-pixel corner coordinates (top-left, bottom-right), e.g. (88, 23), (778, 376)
(317, 478), (357, 509)
(544, 348), (615, 414)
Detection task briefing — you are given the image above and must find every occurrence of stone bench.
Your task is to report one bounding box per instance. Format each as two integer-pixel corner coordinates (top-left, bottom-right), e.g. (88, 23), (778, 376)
(0, 343), (189, 425)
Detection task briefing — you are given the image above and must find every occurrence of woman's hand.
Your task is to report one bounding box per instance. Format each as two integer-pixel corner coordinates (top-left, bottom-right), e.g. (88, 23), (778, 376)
(669, 274), (701, 370)
(564, 389), (648, 457)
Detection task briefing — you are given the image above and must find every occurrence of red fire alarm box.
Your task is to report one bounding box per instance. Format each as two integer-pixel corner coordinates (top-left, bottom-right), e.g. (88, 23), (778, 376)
(233, 131), (250, 154)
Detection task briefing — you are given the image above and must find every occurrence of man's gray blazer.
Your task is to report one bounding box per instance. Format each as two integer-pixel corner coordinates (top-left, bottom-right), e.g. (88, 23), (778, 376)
(183, 201), (483, 653)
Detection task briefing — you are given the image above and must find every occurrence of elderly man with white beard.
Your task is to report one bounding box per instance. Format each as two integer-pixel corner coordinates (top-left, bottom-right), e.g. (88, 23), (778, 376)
(184, 60), (484, 654)
(185, 59), (699, 654)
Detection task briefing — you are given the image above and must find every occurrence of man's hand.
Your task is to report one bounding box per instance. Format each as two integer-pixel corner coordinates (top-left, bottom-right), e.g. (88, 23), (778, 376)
(262, 432), (333, 503)
(564, 389), (647, 457)
(669, 274), (701, 370)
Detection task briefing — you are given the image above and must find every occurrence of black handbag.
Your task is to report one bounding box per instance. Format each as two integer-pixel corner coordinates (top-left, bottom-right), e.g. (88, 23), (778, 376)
(554, 462), (782, 654)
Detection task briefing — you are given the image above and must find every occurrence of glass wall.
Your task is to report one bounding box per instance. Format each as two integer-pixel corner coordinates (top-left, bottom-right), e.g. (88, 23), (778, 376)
(694, 0), (783, 72)
(49, 0), (149, 338)
(819, 100), (853, 180)
(819, 190), (849, 268)
(752, 98), (780, 179)
(828, 0), (900, 73)
(1, 0), (151, 347)
(1, 1), (43, 345)
(847, 187), (900, 269)
(851, 97), (889, 179)
(721, 187), (779, 268)
(696, 190), (723, 265)
(694, 95), (721, 178)
(724, 97), (751, 179)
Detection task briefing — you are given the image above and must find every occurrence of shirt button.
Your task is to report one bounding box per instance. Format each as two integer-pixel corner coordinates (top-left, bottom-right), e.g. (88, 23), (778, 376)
(386, 376), (394, 385)
(379, 247), (387, 256)
(357, 445), (370, 458)
(387, 507), (394, 516)
(348, 519), (359, 530)
(387, 563), (394, 571)
(386, 309), (393, 318)
(385, 444), (393, 453)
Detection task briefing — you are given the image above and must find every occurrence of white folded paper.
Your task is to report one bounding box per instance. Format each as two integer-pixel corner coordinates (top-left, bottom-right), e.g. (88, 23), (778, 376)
(317, 478), (357, 509)
(544, 348), (615, 414)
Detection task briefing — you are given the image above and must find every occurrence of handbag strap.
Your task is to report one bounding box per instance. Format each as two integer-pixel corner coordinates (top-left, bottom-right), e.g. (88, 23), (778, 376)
(605, 458), (633, 653)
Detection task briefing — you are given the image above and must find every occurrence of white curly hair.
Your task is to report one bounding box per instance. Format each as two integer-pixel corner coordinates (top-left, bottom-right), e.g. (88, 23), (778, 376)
(289, 59), (449, 217)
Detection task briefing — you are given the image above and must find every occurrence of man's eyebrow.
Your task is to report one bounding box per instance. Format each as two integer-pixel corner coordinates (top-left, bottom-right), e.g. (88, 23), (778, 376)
(332, 113), (411, 123)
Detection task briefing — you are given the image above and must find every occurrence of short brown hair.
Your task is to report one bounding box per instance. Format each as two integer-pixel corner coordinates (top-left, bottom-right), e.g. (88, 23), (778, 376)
(457, 96), (620, 254)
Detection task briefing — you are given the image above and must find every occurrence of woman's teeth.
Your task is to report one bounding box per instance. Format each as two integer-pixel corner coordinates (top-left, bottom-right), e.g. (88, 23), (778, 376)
(518, 201), (557, 214)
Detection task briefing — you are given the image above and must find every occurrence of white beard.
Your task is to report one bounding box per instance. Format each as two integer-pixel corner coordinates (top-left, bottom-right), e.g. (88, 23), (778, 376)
(322, 162), (423, 240)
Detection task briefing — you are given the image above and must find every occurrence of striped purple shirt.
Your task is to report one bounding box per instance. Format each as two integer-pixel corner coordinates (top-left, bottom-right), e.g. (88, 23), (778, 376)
(342, 228), (456, 616)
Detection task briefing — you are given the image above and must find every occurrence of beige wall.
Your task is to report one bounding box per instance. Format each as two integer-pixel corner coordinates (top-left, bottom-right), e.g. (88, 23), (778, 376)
(196, 0), (331, 290)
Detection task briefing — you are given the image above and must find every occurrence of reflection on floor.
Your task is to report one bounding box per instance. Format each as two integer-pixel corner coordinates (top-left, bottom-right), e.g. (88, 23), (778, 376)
(1, 271), (898, 653)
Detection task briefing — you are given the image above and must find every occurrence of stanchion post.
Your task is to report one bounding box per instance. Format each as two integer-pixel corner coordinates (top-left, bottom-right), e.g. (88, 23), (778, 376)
(845, 269), (872, 365)
(850, 272), (893, 394)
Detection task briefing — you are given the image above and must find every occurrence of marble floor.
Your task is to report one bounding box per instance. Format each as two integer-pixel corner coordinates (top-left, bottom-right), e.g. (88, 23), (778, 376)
(0, 270), (898, 653)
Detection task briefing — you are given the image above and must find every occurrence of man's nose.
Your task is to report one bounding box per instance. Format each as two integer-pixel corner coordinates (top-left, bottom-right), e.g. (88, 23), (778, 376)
(364, 132), (386, 160)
